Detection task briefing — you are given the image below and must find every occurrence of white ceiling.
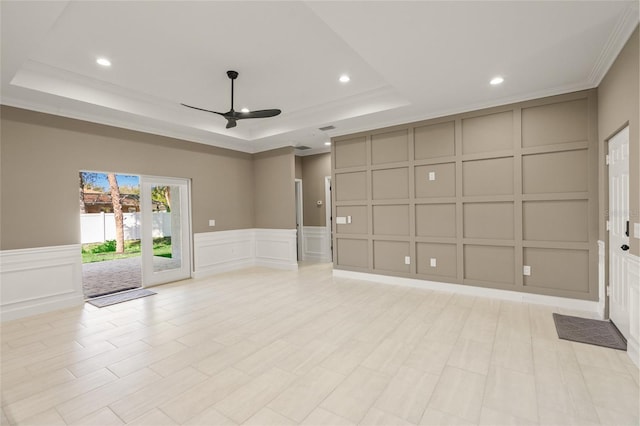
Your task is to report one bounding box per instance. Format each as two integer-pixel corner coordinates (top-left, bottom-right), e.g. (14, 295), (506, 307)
(1, 1), (638, 155)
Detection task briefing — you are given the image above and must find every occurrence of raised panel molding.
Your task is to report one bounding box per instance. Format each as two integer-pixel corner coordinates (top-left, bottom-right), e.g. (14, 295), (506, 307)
(0, 245), (84, 321)
(194, 228), (298, 278)
(302, 226), (332, 262)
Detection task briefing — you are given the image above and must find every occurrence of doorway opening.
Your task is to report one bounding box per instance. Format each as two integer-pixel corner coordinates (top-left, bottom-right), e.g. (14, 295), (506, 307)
(79, 171), (144, 298)
(79, 172), (191, 298)
(325, 176), (333, 262)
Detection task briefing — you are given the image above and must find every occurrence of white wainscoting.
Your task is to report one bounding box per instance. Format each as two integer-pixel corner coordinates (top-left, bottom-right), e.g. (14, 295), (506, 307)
(627, 253), (640, 368)
(193, 228), (297, 278)
(0, 245), (84, 321)
(302, 226), (332, 262)
(598, 240), (606, 319)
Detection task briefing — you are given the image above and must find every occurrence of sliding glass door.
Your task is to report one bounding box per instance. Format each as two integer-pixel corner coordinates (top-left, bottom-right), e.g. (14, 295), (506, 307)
(140, 176), (191, 286)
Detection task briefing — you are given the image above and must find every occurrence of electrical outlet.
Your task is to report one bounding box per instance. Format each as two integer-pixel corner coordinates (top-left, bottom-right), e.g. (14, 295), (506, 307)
(404, 256), (411, 265)
(523, 265), (531, 276)
(208, 219), (216, 227)
(430, 258), (437, 267)
(428, 171), (436, 181)
(347, 216), (352, 224)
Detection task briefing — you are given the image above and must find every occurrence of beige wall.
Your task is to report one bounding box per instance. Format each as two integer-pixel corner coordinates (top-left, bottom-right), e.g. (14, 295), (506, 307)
(295, 156), (302, 179)
(253, 147), (296, 229)
(0, 106), (256, 250)
(598, 26), (639, 256)
(301, 153), (331, 227)
(332, 90), (599, 301)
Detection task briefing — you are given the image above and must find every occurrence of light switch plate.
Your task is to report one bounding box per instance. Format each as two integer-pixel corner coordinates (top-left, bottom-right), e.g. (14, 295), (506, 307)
(209, 219), (216, 227)
(336, 217), (347, 225)
(347, 216), (352, 224)
(523, 265), (531, 276)
(404, 256), (411, 265)
(430, 258), (437, 267)
(428, 171), (436, 181)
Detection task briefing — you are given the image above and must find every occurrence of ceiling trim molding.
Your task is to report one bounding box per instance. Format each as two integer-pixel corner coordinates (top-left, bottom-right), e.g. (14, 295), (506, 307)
(294, 146), (331, 157)
(0, 96), (256, 154)
(328, 82), (596, 141)
(588, 2), (640, 86)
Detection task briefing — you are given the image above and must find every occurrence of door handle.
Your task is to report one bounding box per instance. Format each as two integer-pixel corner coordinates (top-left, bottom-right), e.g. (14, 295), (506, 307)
(621, 244), (630, 251)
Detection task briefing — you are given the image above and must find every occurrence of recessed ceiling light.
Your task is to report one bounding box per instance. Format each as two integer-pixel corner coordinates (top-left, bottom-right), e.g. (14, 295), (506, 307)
(339, 74), (350, 83)
(96, 57), (111, 67)
(324, 142), (331, 146)
(490, 76), (504, 85)
(240, 107), (250, 113)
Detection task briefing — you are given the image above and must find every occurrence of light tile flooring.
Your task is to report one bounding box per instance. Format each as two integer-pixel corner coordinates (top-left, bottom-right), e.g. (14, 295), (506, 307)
(2, 263), (638, 425)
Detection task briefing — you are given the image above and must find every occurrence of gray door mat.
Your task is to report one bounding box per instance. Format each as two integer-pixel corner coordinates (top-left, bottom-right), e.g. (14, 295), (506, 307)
(552, 313), (627, 351)
(87, 288), (156, 308)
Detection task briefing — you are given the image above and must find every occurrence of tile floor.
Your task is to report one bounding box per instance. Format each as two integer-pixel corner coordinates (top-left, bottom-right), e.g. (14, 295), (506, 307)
(1, 263), (638, 425)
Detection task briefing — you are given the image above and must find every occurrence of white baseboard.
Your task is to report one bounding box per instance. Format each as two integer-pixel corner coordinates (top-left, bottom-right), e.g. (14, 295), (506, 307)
(302, 226), (331, 262)
(193, 228), (298, 278)
(627, 253), (640, 368)
(333, 269), (600, 314)
(1, 245), (84, 321)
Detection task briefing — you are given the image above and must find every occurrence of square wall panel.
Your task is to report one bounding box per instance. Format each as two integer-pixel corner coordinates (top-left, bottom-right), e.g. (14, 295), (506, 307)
(462, 111), (513, 154)
(335, 136), (367, 169)
(416, 204), (456, 238)
(522, 149), (588, 194)
(335, 171), (367, 201)
(336, 238), (368, 268)
(523, 248), (589, 293)
(373, 205), (409, 236)
(464, 202), (514, 240)
(373, 240), (410, 273)
(522, 99), (588, 147)
(414, 121), (455, 160)
(336, 205), (368, 234)
(372, 168), (409, 200)
(523, 200), (588, 242)
(372, 130), (409, 165)
(416, 243), (457, 278)
(464, 245), (515, 284)
(463, 157), (514, 196)
(415, 163), (456, 198)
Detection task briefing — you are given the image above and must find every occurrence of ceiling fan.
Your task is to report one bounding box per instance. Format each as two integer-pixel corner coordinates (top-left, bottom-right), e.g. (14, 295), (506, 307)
(181, 70), (281, 129)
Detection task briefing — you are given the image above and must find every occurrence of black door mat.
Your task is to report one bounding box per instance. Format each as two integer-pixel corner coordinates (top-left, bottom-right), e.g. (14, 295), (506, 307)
(85, 286), (138, 299)
(87, 288), (156, 308)
(553, 313), (627, 351)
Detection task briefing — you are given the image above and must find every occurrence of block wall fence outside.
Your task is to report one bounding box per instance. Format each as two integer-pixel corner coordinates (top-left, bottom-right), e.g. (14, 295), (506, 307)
(331, 89), (599, 301)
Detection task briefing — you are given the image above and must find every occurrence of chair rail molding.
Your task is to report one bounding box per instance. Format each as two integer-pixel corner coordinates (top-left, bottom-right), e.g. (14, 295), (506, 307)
(0, 244), (84, 321)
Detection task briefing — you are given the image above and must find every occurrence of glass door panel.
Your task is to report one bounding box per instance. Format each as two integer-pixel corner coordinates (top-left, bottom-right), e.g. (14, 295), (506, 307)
(141, 176), (191, 286)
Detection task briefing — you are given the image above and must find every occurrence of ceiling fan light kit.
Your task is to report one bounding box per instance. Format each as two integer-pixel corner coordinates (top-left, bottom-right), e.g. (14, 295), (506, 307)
(182, 70), (281, 129)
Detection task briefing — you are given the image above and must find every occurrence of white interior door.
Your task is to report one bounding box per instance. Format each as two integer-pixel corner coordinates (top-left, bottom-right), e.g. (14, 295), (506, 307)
(608, 126), (630, 338)
(140, 176), (191, 287)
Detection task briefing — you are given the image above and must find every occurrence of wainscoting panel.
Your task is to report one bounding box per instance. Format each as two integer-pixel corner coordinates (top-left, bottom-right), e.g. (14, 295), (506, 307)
(0, 245), (83, 321)
(302, 226), (332, 262)
(194, 229), (298, 278)
(627, 254), (640, 367)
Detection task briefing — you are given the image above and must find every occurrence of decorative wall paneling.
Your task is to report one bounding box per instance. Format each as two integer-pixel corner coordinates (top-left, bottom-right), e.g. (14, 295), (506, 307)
(332, 90), (598, 300)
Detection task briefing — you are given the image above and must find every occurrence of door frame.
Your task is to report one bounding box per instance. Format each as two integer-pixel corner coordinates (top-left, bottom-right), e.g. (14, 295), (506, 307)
(295, 178), (303, 261)
(325, 176), (332, 262)
(140, 175), (193, 287)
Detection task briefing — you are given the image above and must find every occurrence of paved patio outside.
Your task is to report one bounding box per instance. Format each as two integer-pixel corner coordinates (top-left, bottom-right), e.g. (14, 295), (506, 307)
(82, 256), (183, 298)
(82, 257), (142, 298)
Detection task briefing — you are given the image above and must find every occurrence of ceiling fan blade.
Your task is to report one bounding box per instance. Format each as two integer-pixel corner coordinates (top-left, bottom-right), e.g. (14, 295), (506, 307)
(181, 103), (225, 116)
(226, 118), (237, 129)
(240, 109), (282, 119)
